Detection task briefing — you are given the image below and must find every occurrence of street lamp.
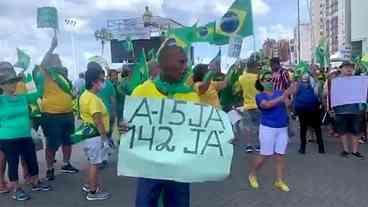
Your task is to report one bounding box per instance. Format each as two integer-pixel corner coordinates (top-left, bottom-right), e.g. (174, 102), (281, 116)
(94, 28), (113, 56)
(64, 18), (78, 79)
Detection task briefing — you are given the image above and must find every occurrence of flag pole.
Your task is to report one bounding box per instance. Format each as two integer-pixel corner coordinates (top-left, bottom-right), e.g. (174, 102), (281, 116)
(297, 0), (301, 64)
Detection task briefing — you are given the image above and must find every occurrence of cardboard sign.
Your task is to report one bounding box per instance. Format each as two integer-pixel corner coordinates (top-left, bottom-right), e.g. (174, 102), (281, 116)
(331, 76), (368, 107)
(37, 7), (58, 29)
(118, 96), (234, 183)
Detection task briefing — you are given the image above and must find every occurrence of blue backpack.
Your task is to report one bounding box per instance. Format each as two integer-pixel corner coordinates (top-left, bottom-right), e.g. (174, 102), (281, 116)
(293, 83), (320, 113)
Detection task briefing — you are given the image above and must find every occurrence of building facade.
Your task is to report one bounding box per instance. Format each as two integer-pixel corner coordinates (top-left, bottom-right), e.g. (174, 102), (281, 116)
(310, 0), (352, 57)
(351, 0), (368, 57)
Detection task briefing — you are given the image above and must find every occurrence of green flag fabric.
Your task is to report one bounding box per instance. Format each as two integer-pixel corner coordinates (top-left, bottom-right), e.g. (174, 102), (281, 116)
(315, 38), (330, 69)
(294, 61), (310, 80)
(35, 66), (74, 98)
(147, 49), (157, 62)
(219, 64), (243, 112)
(129, 50), (148, 90)
(216, 0), (253, 38)
(203, 22), (229, 46)
(167, 26), (194, 49)
(15, 48), (31, 70)
(121, 37), (134, 53)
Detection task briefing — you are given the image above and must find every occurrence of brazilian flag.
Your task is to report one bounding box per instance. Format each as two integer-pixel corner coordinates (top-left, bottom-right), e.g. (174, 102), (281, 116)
(167, 26), (194, 49)
(128, 50), (148, 91)
(216, 0), (254, 38)
(192, 22), (229, 45)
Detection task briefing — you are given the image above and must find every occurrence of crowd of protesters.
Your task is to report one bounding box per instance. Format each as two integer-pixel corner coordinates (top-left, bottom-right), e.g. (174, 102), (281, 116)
(1, 33), (367, 206)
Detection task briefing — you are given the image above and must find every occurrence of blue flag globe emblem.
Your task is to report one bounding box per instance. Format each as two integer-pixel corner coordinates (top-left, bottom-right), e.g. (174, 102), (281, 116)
(198, 26), (209, 37)
(220, 11), (240, 34)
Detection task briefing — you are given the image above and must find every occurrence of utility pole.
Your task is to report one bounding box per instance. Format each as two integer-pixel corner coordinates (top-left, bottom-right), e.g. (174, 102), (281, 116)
(297, 0), (301, 63)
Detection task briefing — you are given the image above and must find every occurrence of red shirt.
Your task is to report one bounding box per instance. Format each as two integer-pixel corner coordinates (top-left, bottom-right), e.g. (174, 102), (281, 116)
(272, 68), (290, 91)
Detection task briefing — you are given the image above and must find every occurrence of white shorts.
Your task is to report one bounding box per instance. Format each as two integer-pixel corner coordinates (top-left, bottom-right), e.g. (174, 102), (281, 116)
(83, 136), (110, 165)
(259, 125), (288, 156)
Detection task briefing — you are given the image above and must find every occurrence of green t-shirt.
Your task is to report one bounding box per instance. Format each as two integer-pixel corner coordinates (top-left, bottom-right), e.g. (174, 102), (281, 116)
(0, 93), (38, 140)
(97, 80), (116, 114)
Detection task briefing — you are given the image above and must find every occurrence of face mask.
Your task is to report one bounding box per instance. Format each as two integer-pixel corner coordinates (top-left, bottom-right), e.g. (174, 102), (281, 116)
(261, 82), (273, 91)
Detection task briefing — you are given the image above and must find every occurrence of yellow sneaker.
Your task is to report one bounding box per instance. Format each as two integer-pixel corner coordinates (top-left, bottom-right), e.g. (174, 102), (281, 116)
(248, 175), (259, 189)
(274, 180), (290, 192)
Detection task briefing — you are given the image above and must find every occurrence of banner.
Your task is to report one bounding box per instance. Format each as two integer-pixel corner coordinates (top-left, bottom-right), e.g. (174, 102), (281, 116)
(216, 0), (253, 38)
(118, 96), (234, 183)
(37, 7), (58, 29)
(228, 36), (243, 58)
(331, 76), (368, 107)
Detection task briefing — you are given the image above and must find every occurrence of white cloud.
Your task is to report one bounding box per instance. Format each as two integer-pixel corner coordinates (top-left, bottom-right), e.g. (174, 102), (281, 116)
(257, 24), (294, 44)
(252, 0), (271, 16)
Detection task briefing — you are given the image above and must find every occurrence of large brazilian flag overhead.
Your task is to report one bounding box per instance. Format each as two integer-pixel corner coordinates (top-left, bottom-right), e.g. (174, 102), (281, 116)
(192, 22), (229, 46)
(216, 0), (254, 38)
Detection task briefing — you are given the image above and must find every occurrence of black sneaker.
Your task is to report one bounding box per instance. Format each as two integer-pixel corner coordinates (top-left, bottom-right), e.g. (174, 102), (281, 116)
(32, 181), (52, 192)
(254, 145), (261, 152)
(245, 145), (254, 153)
(351, 152), (364, 159)
(340, 151), (350, 158)
(46, 169), (55, 181)
(61, 164), (79, 174)
(298, 149), (306, 154)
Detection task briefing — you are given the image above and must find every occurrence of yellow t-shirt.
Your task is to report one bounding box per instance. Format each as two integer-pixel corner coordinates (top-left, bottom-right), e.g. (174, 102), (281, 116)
(132, 80), (199, 103)
(41, 75), (73, 114)
(237, 72), (258, 110)
(79, 90), (110, 132)
(193, 81), (221, 108)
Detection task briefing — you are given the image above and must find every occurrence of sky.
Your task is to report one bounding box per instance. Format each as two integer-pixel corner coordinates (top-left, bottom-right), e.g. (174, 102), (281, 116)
(0, 0), (310, 80)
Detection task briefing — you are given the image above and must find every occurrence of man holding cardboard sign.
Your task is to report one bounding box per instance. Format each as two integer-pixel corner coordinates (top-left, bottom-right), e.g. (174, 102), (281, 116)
(330, 61), (368, 159)
(118, 41), (234, 207)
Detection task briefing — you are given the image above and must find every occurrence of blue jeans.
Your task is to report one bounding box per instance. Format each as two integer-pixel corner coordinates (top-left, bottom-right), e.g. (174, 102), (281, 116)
(135, 178), (190, 207)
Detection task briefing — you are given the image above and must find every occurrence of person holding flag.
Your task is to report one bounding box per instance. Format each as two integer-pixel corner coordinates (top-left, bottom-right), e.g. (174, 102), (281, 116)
(119, 40), (199, 207)
(192, 63), (227, 108)
(0, 62), (51, 201)
(37, 35), (79, 181)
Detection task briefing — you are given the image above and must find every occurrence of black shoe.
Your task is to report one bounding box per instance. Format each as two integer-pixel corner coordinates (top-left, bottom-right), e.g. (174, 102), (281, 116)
(340, 151), (350, 158)
(351, 152), (364, 159)
(298, 148), (306, 154)
(46, 169), (55, 181)
(32, 181), (52, 192)
(318, 149), (325, 154)
(61, 164), (79, 174)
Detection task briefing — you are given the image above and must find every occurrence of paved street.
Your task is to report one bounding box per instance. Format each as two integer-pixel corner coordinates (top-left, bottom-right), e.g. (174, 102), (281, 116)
(1, 129), (368, 207)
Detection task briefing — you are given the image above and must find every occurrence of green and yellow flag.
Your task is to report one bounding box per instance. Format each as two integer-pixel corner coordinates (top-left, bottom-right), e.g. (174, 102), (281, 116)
(216, 0), (254, 38)
(15, 48), (31, 70)
(315, 38), (330, 69)
(129, 50), (148, 90)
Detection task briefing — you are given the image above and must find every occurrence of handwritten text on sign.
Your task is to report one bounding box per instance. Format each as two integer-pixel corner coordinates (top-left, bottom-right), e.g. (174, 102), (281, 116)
(118, 96), (234, 183)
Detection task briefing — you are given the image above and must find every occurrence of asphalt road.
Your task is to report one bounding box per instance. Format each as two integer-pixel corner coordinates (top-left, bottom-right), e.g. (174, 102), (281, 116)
(1, 128), (368, 207)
